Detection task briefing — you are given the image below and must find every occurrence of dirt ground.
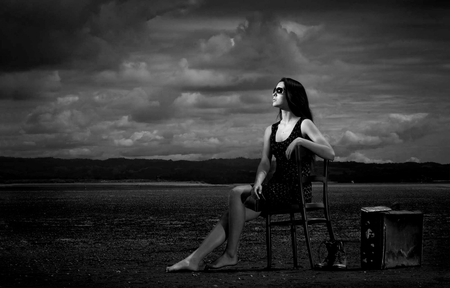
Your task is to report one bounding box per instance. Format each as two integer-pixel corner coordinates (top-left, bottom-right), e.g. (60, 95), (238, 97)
(0, 183), (449, 287)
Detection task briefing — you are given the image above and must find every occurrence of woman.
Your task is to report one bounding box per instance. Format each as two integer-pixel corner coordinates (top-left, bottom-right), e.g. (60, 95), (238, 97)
(166, 77), (335, 272)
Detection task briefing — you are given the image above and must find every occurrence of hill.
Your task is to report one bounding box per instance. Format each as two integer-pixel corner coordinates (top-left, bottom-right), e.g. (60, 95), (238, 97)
(0, 157), (449, 184)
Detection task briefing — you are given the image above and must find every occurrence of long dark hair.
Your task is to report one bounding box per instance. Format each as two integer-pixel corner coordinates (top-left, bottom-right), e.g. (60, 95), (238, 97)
(277, 78), (315, 165)
(277, 77), (313, 122)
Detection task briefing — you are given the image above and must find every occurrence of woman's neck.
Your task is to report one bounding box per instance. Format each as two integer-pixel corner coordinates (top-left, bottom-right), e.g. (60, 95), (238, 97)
(280, 110), (299, 124)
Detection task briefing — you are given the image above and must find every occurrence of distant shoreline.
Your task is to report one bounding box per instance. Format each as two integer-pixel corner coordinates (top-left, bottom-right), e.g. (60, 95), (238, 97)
(0, 181), (232, 187)
(1, 181), (449, 188)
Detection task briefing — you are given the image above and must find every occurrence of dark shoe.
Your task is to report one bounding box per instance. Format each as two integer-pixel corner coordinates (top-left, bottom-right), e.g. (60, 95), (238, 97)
(314, 240), (337, 269)
(332, 241), (347, 270)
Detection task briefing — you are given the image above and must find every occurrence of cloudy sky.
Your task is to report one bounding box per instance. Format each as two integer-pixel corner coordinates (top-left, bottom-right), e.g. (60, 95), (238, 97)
(1, 0), (449, 163)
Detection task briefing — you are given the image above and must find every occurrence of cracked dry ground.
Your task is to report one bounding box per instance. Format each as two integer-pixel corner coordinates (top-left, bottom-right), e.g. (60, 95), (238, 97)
(1, 183), (449, 287)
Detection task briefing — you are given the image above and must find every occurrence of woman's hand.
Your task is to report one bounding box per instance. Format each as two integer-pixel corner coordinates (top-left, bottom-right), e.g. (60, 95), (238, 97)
(252, 184), (263, 199)
(285, 138), (300, 160)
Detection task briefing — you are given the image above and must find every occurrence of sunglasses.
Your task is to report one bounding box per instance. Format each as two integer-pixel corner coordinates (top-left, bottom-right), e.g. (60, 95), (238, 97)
(273, 87), (284, 94)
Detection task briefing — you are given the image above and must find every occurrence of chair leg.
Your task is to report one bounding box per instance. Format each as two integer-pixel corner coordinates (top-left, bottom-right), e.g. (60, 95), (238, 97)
(324, 207), (335, 241)
(302, 221), (314, 269)
(290, 213), (298, 268)
(266, 215), (272, 269)
(326, 220), (335, 242)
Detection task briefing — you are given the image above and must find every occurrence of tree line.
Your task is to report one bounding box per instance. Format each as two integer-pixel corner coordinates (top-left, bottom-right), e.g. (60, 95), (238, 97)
(1, 157), (449, 184)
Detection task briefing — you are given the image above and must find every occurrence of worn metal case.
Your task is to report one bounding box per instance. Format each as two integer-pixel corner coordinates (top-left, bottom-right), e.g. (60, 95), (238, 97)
(361, 206), (423, 269)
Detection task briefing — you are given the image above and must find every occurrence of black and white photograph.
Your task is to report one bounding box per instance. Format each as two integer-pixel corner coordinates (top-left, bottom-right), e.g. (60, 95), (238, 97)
(1, 0), (449, 287)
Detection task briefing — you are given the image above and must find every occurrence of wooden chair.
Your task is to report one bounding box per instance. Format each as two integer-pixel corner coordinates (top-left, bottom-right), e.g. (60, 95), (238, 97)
(263, 146), (335, 269)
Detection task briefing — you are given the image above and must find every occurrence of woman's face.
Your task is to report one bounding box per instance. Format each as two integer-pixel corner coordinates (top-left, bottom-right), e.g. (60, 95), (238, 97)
(272, 81), (288, 109)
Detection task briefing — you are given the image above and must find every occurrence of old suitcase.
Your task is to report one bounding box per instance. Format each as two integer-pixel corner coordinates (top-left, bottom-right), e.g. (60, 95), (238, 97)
(361, 206), (423, 269)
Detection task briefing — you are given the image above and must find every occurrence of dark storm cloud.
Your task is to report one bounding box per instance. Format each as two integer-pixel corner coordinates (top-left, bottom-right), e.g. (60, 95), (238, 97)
(196, 12), (308, 74)
(1, 0), (107, 71)
(0, 70), (61, 100)
(0, 0), (201, 72)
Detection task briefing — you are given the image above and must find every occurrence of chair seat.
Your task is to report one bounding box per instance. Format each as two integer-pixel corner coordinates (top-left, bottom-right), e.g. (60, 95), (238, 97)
(264, 201), (326, 216)
(269, 217), (330, 227)
(305, 202), (325, 210)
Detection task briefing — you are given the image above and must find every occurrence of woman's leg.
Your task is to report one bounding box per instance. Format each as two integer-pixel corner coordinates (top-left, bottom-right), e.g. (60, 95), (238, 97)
(165, 212), (228, 272)
(207, 185), (261, 269)
(166, 184), (258, 272)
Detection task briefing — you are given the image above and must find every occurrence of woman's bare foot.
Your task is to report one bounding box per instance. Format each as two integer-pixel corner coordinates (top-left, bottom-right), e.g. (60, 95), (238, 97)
(207, 253), (238, 270)
(166, 258), (205, 273)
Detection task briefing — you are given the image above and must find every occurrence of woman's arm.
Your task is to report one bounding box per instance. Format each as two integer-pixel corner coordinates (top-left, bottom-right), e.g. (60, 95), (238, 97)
(253, 125), (272, 190)
(286, 119), (335, 160)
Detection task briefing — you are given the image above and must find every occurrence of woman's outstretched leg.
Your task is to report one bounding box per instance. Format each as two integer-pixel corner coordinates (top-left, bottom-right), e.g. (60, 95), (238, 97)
(207, 185), (261, 269)
(166, 184), (258, 272)
(166, 211), (229, 272)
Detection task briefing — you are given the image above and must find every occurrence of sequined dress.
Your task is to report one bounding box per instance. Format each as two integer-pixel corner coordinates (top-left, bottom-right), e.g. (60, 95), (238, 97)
(261, 118), (312, 207)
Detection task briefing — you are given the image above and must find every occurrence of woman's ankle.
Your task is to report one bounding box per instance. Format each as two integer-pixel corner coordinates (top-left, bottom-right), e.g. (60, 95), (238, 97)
(223, 250), (238, 261)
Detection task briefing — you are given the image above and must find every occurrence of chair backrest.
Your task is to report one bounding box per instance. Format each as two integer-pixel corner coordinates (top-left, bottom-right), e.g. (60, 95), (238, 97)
(295, 146), (329, 208)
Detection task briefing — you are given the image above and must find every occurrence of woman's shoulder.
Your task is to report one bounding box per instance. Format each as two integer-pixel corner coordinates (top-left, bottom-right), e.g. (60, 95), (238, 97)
(263, 124), (273, 136)
(269, 121), (281, 129)
(299, 118), (316, 138)
(263, 121), (280, 137)
(300, 118), (314, 129)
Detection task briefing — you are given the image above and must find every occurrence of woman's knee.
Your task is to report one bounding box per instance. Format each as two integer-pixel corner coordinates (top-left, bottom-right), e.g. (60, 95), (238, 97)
(230, 185), (244, 196)
(229, 185), (250, 197)
(229, 185), (251, 202)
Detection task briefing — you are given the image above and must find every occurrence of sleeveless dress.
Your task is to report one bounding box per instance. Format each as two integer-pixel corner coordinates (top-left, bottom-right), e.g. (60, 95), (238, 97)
(261, 118), (312, 207)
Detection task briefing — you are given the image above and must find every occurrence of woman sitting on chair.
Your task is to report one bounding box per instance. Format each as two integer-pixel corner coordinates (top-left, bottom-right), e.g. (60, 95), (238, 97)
(166, 77), (335, 272)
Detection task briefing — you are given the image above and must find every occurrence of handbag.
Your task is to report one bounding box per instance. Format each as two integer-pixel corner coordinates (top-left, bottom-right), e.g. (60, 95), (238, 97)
(253, 192), (266, 212)
(252, 193), (266, 212)
(245, 191), (266, 212)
